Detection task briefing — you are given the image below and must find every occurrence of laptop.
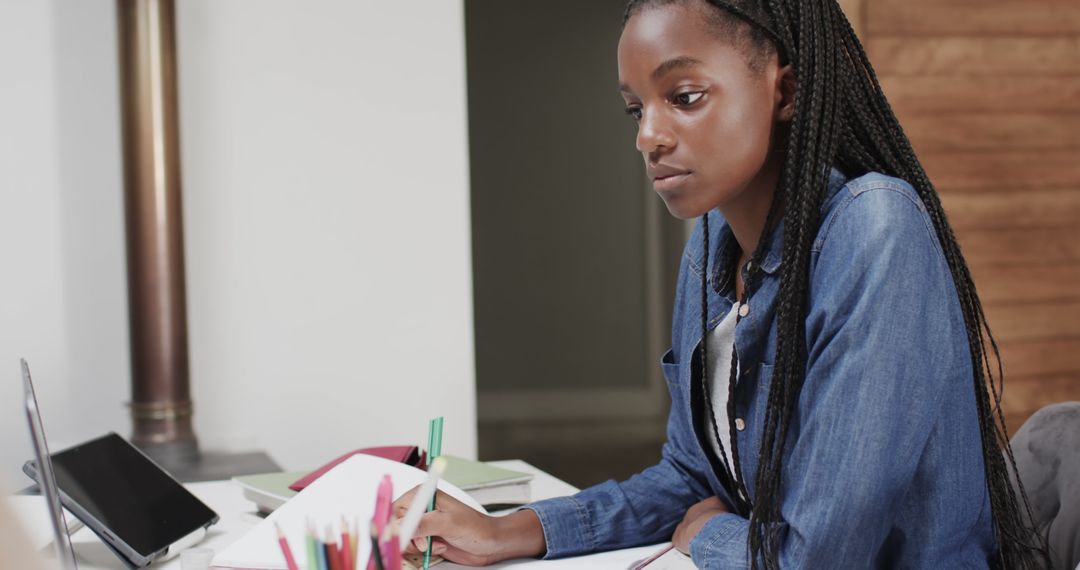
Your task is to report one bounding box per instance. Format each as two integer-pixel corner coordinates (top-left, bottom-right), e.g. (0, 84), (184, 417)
(21, 358), (79, 570)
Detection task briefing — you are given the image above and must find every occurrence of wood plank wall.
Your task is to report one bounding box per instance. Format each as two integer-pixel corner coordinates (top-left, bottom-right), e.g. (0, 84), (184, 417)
(849, 0), (1080, 431)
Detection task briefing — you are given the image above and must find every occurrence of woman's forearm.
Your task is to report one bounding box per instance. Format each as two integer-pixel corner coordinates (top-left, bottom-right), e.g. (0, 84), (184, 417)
(492, 509), (546, 561)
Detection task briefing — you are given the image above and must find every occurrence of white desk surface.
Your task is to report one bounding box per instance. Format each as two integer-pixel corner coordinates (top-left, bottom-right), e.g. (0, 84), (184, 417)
(54, 460), (670, 569)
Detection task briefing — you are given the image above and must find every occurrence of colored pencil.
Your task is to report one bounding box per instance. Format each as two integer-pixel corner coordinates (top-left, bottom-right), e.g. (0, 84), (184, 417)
(327, 526), (342, 570)
(275, 522), (300, 570)
(350, 517), (359, 566)
(423, 416), (444, 570)
(306, 519), (320, 570)
(383, 524), (402, 570)
(341, 516), (353, 570)
(399, 457), (446, 549)
(630, 545), (674, 570)
(316, 528), (328, 570)
(374, 475), (393, 537)
(369, 522), (386, 570)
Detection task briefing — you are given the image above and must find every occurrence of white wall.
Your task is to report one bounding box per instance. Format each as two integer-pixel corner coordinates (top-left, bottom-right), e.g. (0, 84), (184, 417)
(0, 0), (77, 491)
(0, 0), (476, 489)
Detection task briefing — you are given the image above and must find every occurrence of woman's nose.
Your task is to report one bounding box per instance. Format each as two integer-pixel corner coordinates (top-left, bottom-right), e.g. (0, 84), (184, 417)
(636, 109), (676, 154)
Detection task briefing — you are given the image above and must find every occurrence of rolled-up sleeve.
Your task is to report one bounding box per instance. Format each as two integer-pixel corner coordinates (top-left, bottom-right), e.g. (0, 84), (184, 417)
(526, 243), (721, 558)
(526, 406), (715, 558)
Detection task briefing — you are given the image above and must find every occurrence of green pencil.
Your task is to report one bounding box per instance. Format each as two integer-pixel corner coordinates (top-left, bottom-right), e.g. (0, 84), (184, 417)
(306, 519), (319, 570)
(424, 416), (444, 570)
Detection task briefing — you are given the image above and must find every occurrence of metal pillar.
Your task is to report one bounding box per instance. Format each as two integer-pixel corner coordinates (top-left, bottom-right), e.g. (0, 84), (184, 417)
(116, 0), (198, 469)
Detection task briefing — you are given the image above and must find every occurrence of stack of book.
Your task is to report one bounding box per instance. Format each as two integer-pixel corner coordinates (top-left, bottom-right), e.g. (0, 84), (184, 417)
(234, 455), (533, 515)
(438, 456), (533, 509)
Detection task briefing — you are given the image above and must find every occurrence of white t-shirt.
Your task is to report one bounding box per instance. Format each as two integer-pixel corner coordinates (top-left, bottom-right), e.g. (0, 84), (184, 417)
(703, 302), (740, 470)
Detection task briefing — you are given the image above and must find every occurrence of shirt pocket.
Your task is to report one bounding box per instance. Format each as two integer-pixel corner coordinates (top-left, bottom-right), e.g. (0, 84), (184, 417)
(756, 362), (774, 394)
(660, 348), (682, 396)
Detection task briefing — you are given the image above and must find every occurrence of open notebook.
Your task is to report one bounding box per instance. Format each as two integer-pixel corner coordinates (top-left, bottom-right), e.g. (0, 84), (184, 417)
(212, 454), (484, 569)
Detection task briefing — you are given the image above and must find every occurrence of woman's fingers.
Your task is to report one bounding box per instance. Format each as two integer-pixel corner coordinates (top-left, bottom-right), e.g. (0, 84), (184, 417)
(392, 486), (509, 566)
(683, 498), (709, 521)
(698, 496), (725, 510)
(434, 540), (495, 566)
(388, 488), (507, 566)
(672, 518), (691, 554)
(405, 510), (456, 553)
(684, 496), (726, 521)
(432, 489), (461, 509)
(391, 485), (419, 518)
(412, 510), (453, 544)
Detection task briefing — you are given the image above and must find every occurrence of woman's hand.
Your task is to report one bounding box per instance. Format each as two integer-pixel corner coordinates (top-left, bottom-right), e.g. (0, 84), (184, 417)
(391, 487), (546, 566)
(672, 496), (729, 554)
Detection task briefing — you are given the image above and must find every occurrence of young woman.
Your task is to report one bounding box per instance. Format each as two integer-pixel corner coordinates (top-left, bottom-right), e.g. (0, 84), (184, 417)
(393, 0), (1047, 567)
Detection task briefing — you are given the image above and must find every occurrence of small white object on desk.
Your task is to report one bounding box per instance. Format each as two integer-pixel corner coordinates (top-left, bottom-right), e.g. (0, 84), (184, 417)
(180, 547), (214, 570)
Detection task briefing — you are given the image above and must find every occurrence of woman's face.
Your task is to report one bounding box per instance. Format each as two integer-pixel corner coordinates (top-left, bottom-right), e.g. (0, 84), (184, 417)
(618, 3), (790, 219)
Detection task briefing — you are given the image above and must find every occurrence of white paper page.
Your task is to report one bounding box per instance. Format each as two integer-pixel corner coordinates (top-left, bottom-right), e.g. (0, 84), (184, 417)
(211, 454), (483, 570)
(440, 543), (675, 569)
(633, 546), (696, 569)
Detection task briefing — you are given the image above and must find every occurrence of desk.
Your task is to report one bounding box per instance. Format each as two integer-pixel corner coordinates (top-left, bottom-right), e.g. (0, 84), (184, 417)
(65, 460), (668, 569)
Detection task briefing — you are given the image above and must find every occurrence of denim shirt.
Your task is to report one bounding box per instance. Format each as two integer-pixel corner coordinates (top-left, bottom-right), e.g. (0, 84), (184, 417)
(526, 168), (996, 568)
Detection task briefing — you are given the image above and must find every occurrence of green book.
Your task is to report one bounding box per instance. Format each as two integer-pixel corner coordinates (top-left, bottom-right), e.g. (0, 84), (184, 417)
(232, 471), (305, 514)
(440, 455), (533, 508)
(234, 457), (534, 514)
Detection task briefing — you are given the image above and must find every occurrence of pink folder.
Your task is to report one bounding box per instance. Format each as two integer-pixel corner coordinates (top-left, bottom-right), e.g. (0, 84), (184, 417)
(289, 446), (426, 492)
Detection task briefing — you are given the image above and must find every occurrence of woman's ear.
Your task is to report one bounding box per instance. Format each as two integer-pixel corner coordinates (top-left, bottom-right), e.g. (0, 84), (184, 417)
(774, 63), (796, 122)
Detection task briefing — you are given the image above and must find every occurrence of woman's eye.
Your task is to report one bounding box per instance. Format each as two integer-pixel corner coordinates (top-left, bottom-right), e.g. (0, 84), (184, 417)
(624, 106), (642, 121)
(673, 91), (704, 106)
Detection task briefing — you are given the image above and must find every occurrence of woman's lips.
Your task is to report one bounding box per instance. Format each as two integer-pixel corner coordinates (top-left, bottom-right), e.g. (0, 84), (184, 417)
(653, 172), (691, 192)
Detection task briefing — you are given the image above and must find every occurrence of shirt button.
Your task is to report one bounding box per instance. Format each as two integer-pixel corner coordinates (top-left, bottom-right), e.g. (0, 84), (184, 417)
(735, 418), (746, 431)
(745, 260), (752, 272)
(738, 304), (750, 317)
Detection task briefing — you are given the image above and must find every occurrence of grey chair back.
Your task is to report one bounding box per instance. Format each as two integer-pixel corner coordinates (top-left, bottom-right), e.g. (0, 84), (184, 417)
(1010, 401), (1080, 570)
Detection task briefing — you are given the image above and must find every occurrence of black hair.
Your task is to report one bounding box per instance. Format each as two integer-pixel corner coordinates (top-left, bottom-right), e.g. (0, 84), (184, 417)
(623, 1), (1049, 568)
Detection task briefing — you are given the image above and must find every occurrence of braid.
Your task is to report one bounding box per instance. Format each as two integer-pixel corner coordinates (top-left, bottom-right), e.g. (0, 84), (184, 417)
(623, 0), (1051, 567)
(699, 214), (751, 512)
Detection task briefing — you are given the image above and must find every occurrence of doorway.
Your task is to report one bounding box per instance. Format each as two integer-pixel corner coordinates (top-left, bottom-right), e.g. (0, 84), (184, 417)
(465, 0), (687, 487)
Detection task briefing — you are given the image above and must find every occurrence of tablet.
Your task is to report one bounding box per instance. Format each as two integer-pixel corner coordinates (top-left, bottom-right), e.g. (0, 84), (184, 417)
(23, 432), (219, 568)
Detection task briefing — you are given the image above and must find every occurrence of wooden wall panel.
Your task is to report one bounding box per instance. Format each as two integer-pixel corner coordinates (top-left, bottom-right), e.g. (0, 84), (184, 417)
(959, 227), (1080, 266)
(1003, 375), (1079, 433)
(971, 265), (1080, 304)
(868, 2), (1080, 36)
(920, 150), (1080, 191)
(904, 114), (1080, 152)
(998, 338), (1080, 378)
(869, 0), (1080, 430)
(880, 77), (1080, 113)
(870, 37), (1080, 76)
(983, 303), (1080, 343)
(940, 189), (1080, 229)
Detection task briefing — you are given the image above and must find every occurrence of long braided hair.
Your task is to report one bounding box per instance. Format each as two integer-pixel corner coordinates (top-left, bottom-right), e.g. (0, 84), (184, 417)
(623, 1), (1048, 568)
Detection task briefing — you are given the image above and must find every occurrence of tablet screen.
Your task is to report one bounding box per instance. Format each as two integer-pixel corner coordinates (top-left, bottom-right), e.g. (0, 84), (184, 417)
(46, 433), (218, 558)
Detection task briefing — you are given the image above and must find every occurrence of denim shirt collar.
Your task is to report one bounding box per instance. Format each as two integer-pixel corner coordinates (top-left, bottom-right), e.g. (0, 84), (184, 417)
(706, 167), (849, 297)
